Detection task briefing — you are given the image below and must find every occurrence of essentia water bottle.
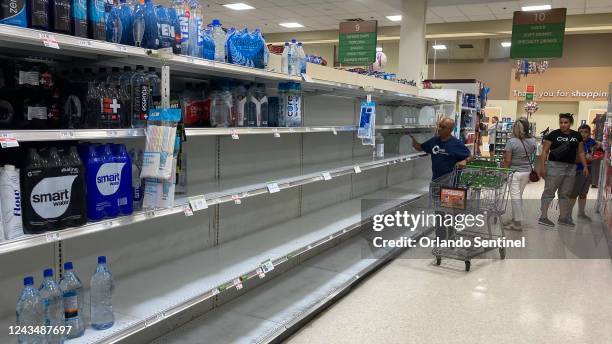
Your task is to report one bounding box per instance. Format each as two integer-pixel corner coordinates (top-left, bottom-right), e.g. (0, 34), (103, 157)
(39, 268), (65, 344)
(59, 262), (85, 339)
(130, 65), (151, 128)
(90, 256), (114, 330)
(16, 276), (45, 344)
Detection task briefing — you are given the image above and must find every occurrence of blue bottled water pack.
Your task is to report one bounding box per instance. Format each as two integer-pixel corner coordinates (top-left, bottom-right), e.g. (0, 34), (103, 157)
(80, 143), (133, 221)
(226, 27), (267, 69)
(0, 0), (28, 27)
(70, 0), (88, 37)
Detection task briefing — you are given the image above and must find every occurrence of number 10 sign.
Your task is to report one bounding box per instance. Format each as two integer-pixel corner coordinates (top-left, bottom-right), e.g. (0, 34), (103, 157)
(510, 8), (566, 59)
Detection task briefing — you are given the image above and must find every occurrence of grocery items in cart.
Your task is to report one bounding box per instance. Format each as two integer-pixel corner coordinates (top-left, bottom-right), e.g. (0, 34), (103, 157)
(90, 255), (114, 330)
(59, 261), (85, 338)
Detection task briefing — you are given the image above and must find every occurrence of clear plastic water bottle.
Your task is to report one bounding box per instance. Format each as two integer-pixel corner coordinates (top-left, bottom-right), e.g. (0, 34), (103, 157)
(105, 2), (123, 43)
(90, 256), (114, 330)
(211, 19), (226, 62)
(39, 269), (65, 344)
(210, 81), (231, 127)
(16, 276), (45, 344)
(173, 0), (190, 54)
(281, 42), (289, 74)
(59, 262), (85, 339)
(286, 82), (302, 127)
(130, 65), (151, 128)
(142, 0), (159, 49)
(288, 39), (298, 76)
(147, 67), (161, 108)
(246, 84), (268, 127)
(297, 42), (306, 74)
(232, 83), (247, 127)
(375, 133), (385, 158)
(132, 1), (145, 47)
(118, 0), (134, 46)
(188, 0), (202, 57)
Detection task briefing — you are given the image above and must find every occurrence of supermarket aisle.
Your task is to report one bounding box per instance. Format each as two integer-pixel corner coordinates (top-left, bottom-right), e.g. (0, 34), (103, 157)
(286, 181), (612, 344)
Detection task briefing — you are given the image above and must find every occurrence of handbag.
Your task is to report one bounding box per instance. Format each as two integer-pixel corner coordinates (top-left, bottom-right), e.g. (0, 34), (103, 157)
(520, 139), (540, 182)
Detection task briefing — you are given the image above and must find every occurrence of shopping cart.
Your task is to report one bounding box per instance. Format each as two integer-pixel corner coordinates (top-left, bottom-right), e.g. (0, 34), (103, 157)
(429, 165), (513, 271)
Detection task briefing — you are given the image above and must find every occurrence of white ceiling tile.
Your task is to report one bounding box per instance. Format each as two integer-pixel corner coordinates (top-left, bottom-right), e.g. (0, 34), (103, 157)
(429, 5), (463, 17)
(458, 4), (494, 16)
(426, 17), (445, 24)
(494, 12), (514, 19)
(585, 6), (612, 13)
(487, 1), (520, 14)
(467, 14), (496, 21)
(552, 0), (586, 9)
(335, 1), (371, 12)
(267, 0), (303, 6)
(586, 0), (612, 7)
(443, 16), (469, 23)
(265, 7), (298, 17)
(288, 5), (327, 16)
(244, 0), (278, 8)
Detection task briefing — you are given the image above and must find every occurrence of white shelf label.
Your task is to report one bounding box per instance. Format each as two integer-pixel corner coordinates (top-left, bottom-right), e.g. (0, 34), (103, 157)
(189, 196), (208, 212)
(232, 195), (242, 205)
(366, 94), (372, 103)
(353, 165), (362, 174)
(267, 183), (280, 194)
(45, 232), (60, 242)
(256, 267), (266, 279)
(301, 73), (313, 83)
(211, 288), (220, 296)
(322, 172), (332, 181)
(0, 137), (19, 148)
(233, 278), (243, 290)
(273, 130), (280, 138)
(183, 206), (194, 217)
(107, 130), (119, 137)
(145, 313), (164, 327)
(78, 39), (92, 48)
(230, 129), (239, 140)
(60, 131), (75, 139)
(39, 33), (60, 49)
(261, 259), (274, 273)
(115, 44), (128, 53)
(332, 128), (338, 136)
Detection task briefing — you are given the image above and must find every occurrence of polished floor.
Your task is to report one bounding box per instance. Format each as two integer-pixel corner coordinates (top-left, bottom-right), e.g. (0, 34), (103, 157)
(287, 181), (612, 344)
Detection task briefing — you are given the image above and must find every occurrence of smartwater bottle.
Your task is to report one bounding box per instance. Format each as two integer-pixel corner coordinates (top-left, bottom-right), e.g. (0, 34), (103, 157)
(16, 277), (45, 344)
(59, 262), (85, 339)
(90, 256), (114, 330)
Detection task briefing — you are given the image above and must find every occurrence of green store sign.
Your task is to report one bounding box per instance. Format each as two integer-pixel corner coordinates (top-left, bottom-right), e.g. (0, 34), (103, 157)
(338, 20), (377, 66)
(511, 8), (567, 59)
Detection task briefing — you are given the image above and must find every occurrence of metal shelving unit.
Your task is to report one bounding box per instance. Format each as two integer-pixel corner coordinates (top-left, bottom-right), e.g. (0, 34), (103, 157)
(494, 123), (513, 160)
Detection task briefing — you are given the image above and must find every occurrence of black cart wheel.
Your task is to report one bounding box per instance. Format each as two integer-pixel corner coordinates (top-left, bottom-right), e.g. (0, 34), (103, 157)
(499, 248), (506, 260)
(465, 261), (471, 271)
(436, 257), (441, 265)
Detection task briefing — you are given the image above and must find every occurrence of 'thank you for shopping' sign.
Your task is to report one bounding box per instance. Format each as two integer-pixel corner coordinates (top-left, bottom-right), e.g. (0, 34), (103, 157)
(338, 20), (377, 66)
(510, 8), (566, 59)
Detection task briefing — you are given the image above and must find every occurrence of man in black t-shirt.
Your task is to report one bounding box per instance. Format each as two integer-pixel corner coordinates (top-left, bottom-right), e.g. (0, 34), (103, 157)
(538, 113), (588, 227)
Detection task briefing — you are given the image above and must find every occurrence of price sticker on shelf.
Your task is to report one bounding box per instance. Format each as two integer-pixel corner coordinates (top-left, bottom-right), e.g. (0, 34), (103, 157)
(321, 172), (332, 181)
(0, 137), (19, 149)
(189, 196), (208, 212)
(261, 259), (274, 273)
(256, 267), (266, 279)
(233, 278), (243, 290)
(232, 195), (242, 205)
(183, 205), (194, 217)
(353, 165), (362, 174)
(45, 232), (60, 242)
(115, 44), (128, 53)
(273, 129), (280, 138)
(366, 94), (372, 103)
(39, 33), (60, 49)
(107, 130), (119, 137)
(230, 128), (239, 140)
(267, 183), (280, 194)
(332, 128), (338, 136)
(211, 288), (220, 296)
(78, 39), (92, 48)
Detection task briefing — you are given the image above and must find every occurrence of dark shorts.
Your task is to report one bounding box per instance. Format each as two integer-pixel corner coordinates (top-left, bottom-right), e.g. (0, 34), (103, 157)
(573, 169), (592, 197)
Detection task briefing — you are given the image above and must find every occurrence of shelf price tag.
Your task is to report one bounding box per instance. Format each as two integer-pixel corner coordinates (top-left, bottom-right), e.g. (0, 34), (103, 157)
(321, 172), (332, 181)
(256, 267), (265, 279)
(301, 73), (313, 83)
(39, 33), (60, 49)
(115, 44), (128, 53)
(232, 195), (242, 205)
(0, 137), (19, 149)
(230, 128), (239, 140)
(273, 129), (280, 138)
(211, 288), (220, 296)
(189, 196), (208, 212)
(332, 128), (338, 136)
(45, 232), (60, 242)
(261, 259), (274, 274)
(233, 278), (243, 290)
(353, 165), (362, 174)
(266, 183), (280, 194)
(60, 131), (75, 139)
(183, 205), (194, 217)
(78, 39), (92, 48)
(367, 94), (372, 103)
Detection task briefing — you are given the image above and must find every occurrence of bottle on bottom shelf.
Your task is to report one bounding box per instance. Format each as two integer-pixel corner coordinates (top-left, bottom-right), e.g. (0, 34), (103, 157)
(39, 268), (65, 344)
(59, 262), (85, 339)
(16, 276), (45, 344)
(90, 256), (114, 330)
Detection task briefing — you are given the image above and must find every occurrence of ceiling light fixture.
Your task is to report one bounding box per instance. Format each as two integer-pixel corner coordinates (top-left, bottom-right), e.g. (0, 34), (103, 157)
(223, 3), (255, 10)
(279, 22), (304, 28)
(501, 41), (511, 47)
(386, 15), (402, 22)
(521, 5), (552, 11)
(432, 44), (447, 50)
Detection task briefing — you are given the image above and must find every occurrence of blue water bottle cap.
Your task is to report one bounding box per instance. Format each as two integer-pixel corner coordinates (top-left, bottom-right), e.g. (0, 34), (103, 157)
(298, 42), (303, 46)
(291, 39), (297, 43)
(64, 262), (74, 270)
(43, 268), (53, 278)
(284, 42), (289, 46)
(23, 276), (34, 286)
(212, 19), (221, 26)
(98, 256), (107, 264)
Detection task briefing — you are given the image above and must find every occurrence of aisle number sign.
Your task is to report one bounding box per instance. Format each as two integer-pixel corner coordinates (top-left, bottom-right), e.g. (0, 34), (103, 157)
(338, 20), (377, 66)
(510, 8), (566, 59)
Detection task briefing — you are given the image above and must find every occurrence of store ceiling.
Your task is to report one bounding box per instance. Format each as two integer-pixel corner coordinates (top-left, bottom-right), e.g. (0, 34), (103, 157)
(193, 0), (612, 33)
